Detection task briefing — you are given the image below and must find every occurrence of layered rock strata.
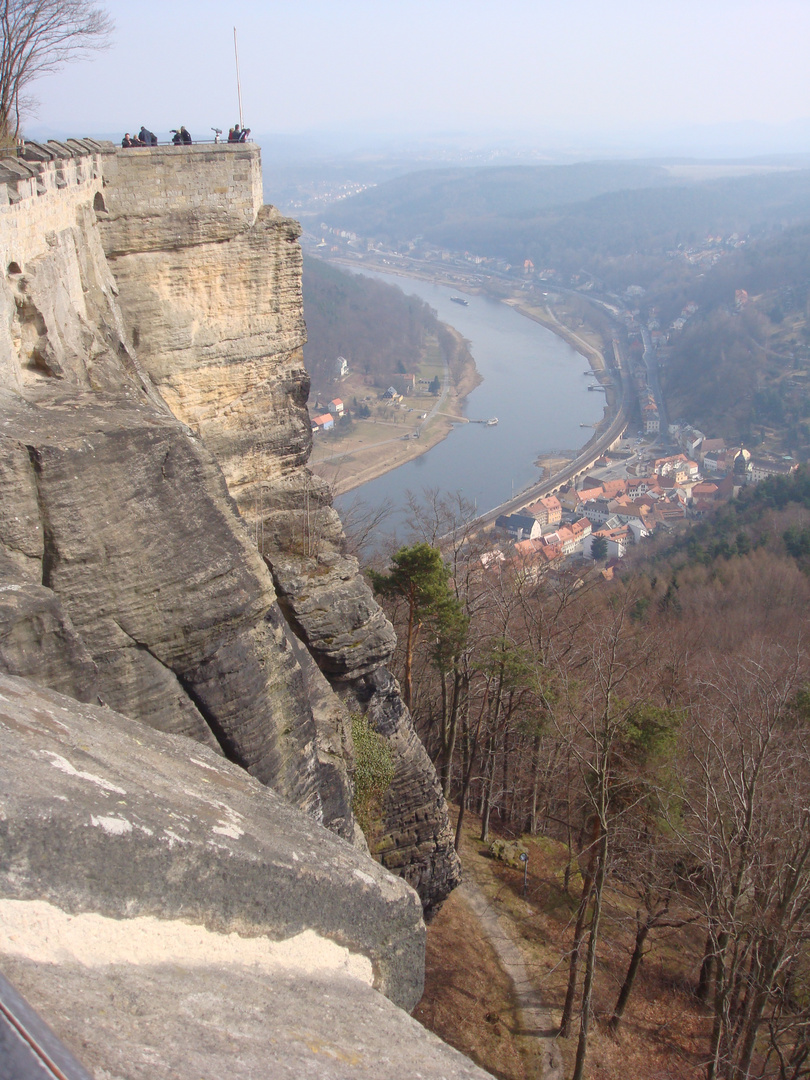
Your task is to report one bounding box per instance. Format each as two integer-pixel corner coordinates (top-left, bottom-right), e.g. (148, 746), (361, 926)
(0, 140), (344, 832)
(96, 140), (461, 912)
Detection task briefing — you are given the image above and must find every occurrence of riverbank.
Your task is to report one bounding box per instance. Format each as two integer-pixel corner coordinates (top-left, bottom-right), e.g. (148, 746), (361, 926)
(506, 300), (606, 373)
(310, 260), (618, 501)
(309, 324), (481, 496)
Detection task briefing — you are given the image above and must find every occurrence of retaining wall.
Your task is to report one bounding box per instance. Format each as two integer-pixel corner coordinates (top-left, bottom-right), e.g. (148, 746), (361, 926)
(100, 143), (263, 227)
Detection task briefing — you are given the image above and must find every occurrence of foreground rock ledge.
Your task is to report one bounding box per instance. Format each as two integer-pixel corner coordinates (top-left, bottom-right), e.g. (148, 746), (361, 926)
(0, 671), (423, 1010)
(2, 961), (494, 1080)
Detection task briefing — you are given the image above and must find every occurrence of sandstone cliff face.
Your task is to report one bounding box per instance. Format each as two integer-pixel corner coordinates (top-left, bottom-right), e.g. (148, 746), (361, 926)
(0, 138), (459, 914)
(98, 145), (310, 500)
(0, 140), (335, 830)
(96, 141), (461, 912)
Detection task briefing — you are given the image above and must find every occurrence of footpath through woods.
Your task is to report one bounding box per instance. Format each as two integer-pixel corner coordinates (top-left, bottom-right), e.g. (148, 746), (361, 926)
(460, 880), (564, 1080)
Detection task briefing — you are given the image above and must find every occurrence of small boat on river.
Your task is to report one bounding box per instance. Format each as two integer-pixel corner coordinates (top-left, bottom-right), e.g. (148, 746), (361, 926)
(450, 296), (469, 306)
(486, 417), (498, 426)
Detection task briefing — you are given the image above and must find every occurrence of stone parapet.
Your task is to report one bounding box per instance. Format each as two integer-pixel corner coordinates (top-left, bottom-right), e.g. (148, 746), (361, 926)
(0, 140), (112, 270)
(100, 142), (263, 234)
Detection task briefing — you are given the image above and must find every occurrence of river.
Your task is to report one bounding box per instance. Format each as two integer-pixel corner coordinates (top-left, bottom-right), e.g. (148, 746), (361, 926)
(333, 271), (606, 539)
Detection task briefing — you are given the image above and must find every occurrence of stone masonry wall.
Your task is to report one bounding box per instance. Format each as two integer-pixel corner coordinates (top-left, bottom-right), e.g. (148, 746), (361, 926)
(0, 139), (163, 399)
(0, 139), (109, 271)
(99, 143), (263, 254)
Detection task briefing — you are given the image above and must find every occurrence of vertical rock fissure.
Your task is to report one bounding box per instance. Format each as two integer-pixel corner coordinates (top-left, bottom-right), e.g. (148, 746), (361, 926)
(24, 445), (56, 589)
(173, 669), (254, 768)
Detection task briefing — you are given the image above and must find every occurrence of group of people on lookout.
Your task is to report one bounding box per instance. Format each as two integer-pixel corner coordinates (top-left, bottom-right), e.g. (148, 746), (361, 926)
(122, 124), (250, 147)
(121, 126), (157, 147)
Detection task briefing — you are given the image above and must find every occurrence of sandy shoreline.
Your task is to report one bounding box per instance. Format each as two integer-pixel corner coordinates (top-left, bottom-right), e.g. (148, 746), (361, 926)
(309, 270), (609, 498)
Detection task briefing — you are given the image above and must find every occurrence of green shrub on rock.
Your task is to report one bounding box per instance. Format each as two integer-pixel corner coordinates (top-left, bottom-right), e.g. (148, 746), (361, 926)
(351, 714), (395, 844)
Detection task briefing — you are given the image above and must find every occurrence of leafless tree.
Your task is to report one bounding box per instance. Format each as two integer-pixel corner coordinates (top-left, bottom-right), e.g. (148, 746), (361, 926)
(0, 0), (113, 140)
(334, 491), (393, 566)
(674, 645), (810, 1080)
(549, 585), (667, 1080)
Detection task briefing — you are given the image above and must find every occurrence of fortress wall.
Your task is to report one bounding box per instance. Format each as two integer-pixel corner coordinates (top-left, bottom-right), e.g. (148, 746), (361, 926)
(100, 143), (263, 230)
(0, 142), (109, 271)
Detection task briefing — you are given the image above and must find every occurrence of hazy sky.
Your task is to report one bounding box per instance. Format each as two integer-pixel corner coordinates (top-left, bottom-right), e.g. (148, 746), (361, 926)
(26, 0), (810, 151)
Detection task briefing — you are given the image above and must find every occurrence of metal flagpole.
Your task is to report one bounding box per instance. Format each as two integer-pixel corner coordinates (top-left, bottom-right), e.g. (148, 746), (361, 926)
(234, 27), (244, 130)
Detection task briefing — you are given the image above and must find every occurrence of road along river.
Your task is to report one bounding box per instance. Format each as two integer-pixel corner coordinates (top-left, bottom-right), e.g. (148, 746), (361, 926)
(332, 272), (608, 542)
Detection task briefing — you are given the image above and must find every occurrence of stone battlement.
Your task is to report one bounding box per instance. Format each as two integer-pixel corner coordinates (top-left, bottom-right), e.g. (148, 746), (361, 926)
(101, 142), (263, 233)
(0, 139), (111, 269)
(0, 139), (263, 272)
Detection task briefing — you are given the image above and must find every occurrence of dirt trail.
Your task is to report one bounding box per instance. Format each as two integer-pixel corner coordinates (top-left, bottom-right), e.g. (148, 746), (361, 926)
(459, 881), (564, 1080)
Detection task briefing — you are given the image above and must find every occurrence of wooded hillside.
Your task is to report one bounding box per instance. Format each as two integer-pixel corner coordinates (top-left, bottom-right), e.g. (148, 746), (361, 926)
(302, 255), (445, 395)
(364, 483), (810, 1080)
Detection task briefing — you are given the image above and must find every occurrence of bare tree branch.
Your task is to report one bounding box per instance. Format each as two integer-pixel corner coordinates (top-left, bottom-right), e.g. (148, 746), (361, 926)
(0, 0), (113, 139)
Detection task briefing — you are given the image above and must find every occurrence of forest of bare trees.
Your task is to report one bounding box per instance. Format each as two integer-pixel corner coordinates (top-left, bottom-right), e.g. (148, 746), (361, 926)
(364, 481), (810, 1080)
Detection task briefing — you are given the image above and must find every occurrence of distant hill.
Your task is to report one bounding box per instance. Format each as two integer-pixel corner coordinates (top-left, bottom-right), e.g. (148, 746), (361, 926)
(659, 220), (810, 442)
(320, 165), (810, 283)
(319, 161), (672, 242)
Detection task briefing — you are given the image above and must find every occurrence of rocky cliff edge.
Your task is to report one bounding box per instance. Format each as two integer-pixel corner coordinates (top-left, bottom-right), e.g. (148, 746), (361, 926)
(0, 670), (490, 1079)
(0, 135), (465, 1067)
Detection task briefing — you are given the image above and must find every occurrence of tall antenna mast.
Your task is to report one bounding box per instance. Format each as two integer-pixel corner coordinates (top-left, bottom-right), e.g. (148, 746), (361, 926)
(233, 27), (244, 130)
